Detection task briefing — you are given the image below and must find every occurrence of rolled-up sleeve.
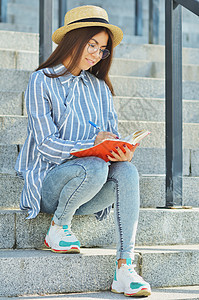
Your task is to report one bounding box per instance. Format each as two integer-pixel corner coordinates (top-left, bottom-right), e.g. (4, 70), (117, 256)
(26, 72), (96, 164)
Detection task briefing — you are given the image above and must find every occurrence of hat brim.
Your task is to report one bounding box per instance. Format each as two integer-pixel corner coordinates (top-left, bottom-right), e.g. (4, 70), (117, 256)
(52, 22), (123, 48)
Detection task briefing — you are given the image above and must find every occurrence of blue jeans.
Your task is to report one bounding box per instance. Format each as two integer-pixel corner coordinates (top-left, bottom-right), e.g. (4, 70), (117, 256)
(41, 157), (140, 260)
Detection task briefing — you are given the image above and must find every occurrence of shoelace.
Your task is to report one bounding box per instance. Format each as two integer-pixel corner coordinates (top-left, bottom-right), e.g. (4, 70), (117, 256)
(63, 228), (72, 237)
(63, 225), (73, 237)
(55, 225), (72, 237)
(121, 264), (144, 281)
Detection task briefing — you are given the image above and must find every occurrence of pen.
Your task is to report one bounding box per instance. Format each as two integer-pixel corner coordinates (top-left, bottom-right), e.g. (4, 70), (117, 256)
(89, 120), (101, 130)
(89, 120), (120, 139)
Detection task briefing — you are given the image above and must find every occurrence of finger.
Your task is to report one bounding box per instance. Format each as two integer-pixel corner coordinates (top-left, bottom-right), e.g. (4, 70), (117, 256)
(108, 135), (116, 140)
(112, 134), (119, 139)
(105, 132), (119, 139)
(123, 145), (134, 161)
(106, 154), (118, 162)
(109, 149), (131, 162)
(130, 143), (140, 153)
(110, 149), (122, 160)
(110, 147), (128, 162)
(108, 147), (132, 162)
(115, 146), (128, 160)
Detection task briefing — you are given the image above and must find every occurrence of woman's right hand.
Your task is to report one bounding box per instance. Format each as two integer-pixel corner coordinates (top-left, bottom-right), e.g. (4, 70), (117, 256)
(94, 131), (118, 146)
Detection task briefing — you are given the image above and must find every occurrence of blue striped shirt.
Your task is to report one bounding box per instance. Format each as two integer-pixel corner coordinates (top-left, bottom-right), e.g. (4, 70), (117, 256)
(15, 64), (119, 220)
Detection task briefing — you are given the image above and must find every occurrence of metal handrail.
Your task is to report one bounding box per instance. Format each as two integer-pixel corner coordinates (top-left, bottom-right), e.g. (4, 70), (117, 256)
(39, 0), (53, 64)
(0, 0), (7, 23)
(135, 0), (143, 36)
(164, 0), (199, 208)
(39, 0), (67, 64)
(135, 0), (160, 44)
(149, 0), (159, 44)
(175, 0), (199, 15)
(58, 0), (67, 28)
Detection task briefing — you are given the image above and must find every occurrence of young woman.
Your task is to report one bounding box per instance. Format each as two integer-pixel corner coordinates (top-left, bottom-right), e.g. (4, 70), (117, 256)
(15, 5), (151, 297)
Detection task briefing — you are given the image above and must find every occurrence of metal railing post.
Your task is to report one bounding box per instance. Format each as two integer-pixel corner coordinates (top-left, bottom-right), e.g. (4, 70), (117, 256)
(59, 0), (67, 27)
(149, 0), (160, 44)
(135, 0), (143, 36)
(165, 0), (183, 207)
(0, 0), (7, 22)
(39, 0), (53, 65)
(175, 0), (199, 15)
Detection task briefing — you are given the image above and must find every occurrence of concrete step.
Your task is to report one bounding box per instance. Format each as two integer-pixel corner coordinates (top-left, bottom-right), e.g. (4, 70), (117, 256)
(1, 208), (199, 249)
(0, 23), (198, 55)
(0, 69), (31, 92)
(2, 47), (199, 78)
(110, 58), (199, 81)
(122, 27), (199, 49)
(5, 286), (199, 300)
(190, 150), (199, 176)
(114, 43), (199, 64)
(0, 91), (23, 115)
(0, 48), (38, 71)
(0, 145), (192, 176)
(0, 174), (23, 209)
(0, 248), (117, 297)
(139, 175), (199, 208)
(1, 174), (199, 210)
(119, 120), (199, 149)
(1, 116), (199, 149)
(0, 69), (199, 101)
(114, 97), (199, 123)
(1, 91), (199, 125)
(0, 145), (18, 174)
(122, 34), (148, 45)
(182, 32), (199, 49)
(0, 245), (199, 296)
(111, 76), (199, 100)
(0, 115), (28, 145)
(0, 22), (36, 33)
(0, 30), (39, 52)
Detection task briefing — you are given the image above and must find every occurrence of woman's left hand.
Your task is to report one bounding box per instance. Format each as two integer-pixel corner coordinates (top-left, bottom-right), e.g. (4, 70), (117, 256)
(107, 143), (139, 162)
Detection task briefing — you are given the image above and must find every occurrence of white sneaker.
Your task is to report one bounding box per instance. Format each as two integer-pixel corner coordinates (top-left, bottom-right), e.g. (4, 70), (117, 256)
(111, 260), (151, 297)
(44, 220), (81, 253)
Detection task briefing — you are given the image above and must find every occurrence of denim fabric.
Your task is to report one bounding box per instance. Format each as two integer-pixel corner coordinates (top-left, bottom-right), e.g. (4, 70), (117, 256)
(41, 156), (140, 260)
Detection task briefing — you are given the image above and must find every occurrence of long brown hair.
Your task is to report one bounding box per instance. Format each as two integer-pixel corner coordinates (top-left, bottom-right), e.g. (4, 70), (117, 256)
(36, 26), (115, 95)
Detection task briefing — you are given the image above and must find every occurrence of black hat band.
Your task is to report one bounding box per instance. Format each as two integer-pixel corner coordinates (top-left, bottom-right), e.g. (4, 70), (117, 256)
(68, 17), (109, 26)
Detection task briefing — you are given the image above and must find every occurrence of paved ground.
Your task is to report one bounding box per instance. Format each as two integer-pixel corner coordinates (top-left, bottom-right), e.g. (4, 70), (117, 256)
(1, 286), (199, 300)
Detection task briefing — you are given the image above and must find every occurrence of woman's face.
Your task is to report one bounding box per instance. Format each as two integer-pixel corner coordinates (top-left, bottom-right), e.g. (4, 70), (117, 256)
(64, 31), (109, 76)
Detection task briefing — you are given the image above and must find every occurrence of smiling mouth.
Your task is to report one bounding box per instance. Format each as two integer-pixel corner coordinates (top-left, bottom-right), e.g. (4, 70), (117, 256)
(86, 58), (96, 65)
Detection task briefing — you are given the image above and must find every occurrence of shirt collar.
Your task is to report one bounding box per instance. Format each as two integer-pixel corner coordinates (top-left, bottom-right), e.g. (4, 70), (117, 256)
(53, 64), (89, 86)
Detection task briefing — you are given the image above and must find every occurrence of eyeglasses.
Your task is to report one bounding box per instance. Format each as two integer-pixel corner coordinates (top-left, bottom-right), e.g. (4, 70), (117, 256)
(87, 43), (110, 59)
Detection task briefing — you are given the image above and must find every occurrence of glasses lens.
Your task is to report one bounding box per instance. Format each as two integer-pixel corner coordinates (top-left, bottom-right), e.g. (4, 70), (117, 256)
(87, 44), (110, 59)
(88, 44), (96, 54)
(101, 49), (110, 59)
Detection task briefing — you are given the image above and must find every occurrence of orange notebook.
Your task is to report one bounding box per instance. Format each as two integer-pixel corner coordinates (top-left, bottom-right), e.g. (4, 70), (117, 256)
(70, 130), (150, 162)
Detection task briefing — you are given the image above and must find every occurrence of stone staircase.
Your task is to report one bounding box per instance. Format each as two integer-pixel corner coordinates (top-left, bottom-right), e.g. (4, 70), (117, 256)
(0, 30), (199, 297)
(2, 0), (199, 48)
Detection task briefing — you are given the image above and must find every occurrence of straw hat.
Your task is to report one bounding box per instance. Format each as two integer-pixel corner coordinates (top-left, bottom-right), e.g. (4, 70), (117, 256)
(52, 5), (123, 48)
